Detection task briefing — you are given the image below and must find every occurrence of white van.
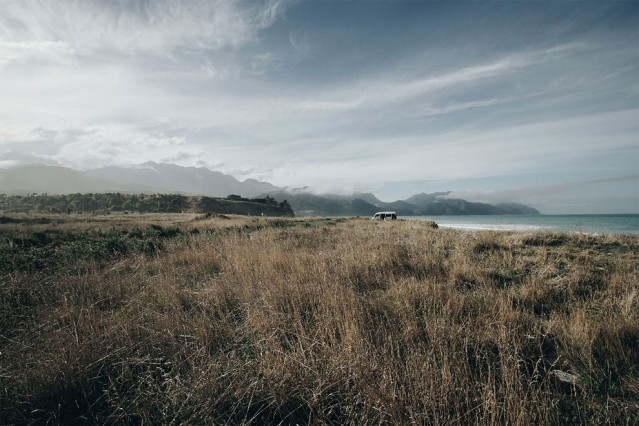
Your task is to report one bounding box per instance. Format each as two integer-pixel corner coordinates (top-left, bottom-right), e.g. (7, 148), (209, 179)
(372, 211), (397, 221)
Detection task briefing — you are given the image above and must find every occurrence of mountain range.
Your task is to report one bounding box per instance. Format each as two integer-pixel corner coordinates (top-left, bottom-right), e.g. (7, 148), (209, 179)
(0, 163), (540, 216)
(0, 162), (278, 198)
(263, 190), (539, 216)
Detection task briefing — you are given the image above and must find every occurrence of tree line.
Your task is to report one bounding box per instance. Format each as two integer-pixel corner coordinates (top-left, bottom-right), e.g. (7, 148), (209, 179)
(0, 193), (294, 217)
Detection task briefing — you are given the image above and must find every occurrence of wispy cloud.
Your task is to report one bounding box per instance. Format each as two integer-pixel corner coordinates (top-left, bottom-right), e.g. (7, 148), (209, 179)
(0, 40), (76, 68)
(299, 43), (585, 113)
(0, 0), (290, 60)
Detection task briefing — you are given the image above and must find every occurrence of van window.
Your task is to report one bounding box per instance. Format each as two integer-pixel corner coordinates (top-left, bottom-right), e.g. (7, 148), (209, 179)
(372, 211), (397, 220)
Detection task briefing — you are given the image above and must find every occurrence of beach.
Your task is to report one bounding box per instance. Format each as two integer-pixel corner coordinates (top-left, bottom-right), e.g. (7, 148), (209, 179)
(407, 214), (639, 235)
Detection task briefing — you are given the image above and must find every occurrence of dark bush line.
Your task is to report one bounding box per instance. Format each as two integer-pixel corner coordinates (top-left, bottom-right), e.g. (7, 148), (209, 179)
(0, 225), (184, 273)
(0, 193), (295, 217)
(0, 215), (53, 224)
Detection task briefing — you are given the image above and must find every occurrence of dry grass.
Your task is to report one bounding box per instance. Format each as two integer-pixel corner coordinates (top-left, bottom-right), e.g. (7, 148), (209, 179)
(1, 215), (638, 424)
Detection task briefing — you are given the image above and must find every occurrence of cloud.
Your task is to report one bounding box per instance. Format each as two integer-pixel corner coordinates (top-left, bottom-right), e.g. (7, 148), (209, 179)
(0, 0), (290, 61)
(0, 40), (76, 68)
(0, 150), (60, 167)
(245, 107), (638, 193)
(0, 124), (197, 170)
(298, 43), (585, 113)
(0, 1), (295, 137)
(47, 126), (198, 169)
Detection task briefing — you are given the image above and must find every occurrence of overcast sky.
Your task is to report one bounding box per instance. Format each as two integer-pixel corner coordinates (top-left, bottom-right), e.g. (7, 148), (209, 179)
(0, 0), (637, 213)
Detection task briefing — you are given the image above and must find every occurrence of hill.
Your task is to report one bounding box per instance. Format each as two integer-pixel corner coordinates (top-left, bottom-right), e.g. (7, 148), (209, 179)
(0, 165), (154, 194)
(0, 163), (540, 216)
(87, 162), (279, 198)
(265, 190), (540, 216)
(0, 163), (279, 198)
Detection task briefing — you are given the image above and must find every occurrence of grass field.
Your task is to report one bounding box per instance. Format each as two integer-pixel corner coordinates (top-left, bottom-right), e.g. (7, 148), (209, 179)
(1, 213), (638, 424)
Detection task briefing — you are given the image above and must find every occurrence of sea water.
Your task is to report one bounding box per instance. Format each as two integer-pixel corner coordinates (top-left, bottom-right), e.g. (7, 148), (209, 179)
(404, 214), (639, 235)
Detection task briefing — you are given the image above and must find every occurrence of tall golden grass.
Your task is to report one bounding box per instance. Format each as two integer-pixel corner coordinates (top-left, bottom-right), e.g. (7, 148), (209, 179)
(1, 215), (637, 424)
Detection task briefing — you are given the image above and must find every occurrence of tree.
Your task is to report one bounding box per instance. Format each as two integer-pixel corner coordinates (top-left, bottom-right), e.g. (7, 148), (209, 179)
(279, 200), (294, 216)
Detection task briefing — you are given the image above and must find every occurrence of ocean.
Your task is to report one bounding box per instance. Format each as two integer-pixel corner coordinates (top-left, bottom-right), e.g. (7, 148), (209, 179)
(404, 214), (639, 235)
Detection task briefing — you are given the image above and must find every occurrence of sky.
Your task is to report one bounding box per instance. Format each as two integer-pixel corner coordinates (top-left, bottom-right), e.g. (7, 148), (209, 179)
(0, 0), (637, 214)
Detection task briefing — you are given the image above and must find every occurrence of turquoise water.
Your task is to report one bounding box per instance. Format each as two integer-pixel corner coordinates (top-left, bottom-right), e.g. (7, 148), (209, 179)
(404, 215), (639, 235)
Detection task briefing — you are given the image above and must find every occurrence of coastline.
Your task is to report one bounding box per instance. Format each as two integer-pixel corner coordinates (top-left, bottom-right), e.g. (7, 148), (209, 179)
(404, 214), (639, 235)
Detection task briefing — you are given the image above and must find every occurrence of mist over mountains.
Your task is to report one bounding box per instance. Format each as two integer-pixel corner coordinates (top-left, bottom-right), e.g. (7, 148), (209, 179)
(87, 162), (279, 198)
(0, 163), (539, 216)
(0, 163), (277, 198)
(264, 190), (539, 216)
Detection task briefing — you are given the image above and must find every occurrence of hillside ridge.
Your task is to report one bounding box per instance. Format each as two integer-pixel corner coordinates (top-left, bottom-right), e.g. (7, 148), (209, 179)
(0, 164), (540, 215)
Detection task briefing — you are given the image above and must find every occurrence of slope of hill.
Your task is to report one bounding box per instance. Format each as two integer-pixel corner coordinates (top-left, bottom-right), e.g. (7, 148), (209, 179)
(402, 193), (540, 215)
(0, 163), (540, 216)
(0, 165), (154, 194)
(263, 191), (379, 216)
(0, 163), (279, 199)
(87, 162), (277, 198)
(495, 203), (541, 215)
(403, 191), (452, 206)
(266, 191), (540, 216)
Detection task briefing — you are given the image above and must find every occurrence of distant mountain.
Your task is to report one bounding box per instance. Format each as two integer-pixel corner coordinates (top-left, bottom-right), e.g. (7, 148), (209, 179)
(352, 192), (385, 207)
(494, 203), (541, 215)
(0, 163), (279, 198)
(402, 192), (540, 215)
(0, 163), (541, 216)
(242, 178), (280, 195)
(265, 190), (540, 216)
(404, 191), (452, 206)
(87, 162), (278, 198)
(263, 191), (379, 216)
(0, 165), (154, 194)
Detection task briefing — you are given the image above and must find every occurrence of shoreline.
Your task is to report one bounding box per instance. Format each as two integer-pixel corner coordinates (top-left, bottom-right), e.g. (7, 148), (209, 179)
(405, 214), (639, 236)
